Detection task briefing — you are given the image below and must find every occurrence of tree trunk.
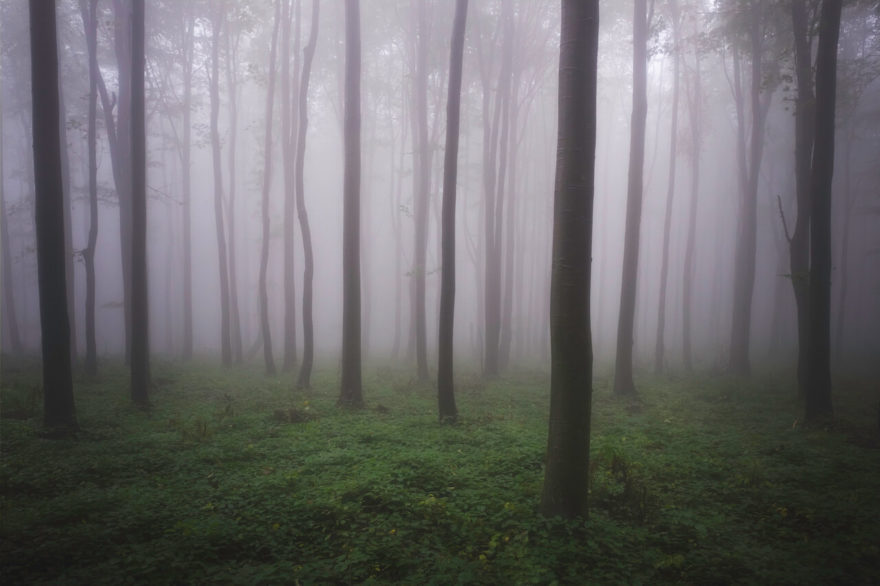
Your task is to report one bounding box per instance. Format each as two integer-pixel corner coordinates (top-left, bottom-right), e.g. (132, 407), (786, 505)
(437, 0), (468, 424)
(654, 0), (680, 374)
(282, 0), (301, 372)
(210, 4), (232, 366)
(29, 0), (77, 430)
(224, 12), (243, 363)
(260, 0), (282, 376)
(1, 179), (23, 355)
(613, 0), (648, 397)
(58, 81), (77, 363)
(805, 0), (841, 424)
(114, 0), (133, 363)
(181, 3), (194, 360)
(541, 0), (597, 520)
(339, 0), (363, 407)
(682, 46), (702, 372)
(80, 0), (99, 375)
(295, 0), (319, 389)
(130, 0), (149, 407)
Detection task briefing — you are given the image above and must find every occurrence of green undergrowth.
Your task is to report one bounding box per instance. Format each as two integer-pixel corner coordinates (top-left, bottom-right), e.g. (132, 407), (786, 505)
(1, 360), (879, 584)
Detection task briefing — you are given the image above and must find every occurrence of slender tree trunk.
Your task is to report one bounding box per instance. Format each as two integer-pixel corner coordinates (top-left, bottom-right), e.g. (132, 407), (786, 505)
(295, 0), (319, 389)
(260, 0), (282, 376)
(114, 0), (133, 363)
(130, 0), (149, 407)
(181, 3), (194, 360)
(805, 0), (841, 424)
(80, 0), (99, 375)
(438, 0), (468, 424)
(30, 0), (77, 430)
(682, 47), (701, 372)
(541, 0), (597, 520)
(654, 0), (680, 374)
(613, 0), (648, 397)
(225, 14), (243, 363)
(282, 0), (301, 372)
(339, 0), (363, 407)
(58, 82), (77, 363)
(210, 4), (232, 366)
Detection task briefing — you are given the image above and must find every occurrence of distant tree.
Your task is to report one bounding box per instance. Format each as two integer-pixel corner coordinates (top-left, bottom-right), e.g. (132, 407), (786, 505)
(1, 172), (23, 355)
(282, 0), (301, 372)
(29, 0), (77, 430)
(209, 1), (232, 366)
(437, 0), (468, 424)
(259, 0), (282, 376)
(654, 0), (681, 374)
(295, 0), (319, 390)
(613, 0), (648, 397)
(339, 0), (364, 408)
(541, 0), (598, 519)
(79, 0), (99, 376)
(805, 0), (842, 424)
(130, 0), (149, 407)
(181, 1), (195, 361)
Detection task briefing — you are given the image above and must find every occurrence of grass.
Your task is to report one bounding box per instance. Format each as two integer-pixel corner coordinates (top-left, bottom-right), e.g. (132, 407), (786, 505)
(1, 359), (879, 584)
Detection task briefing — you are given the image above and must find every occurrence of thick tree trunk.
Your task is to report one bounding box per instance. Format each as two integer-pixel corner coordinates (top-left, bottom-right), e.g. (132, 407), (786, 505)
(295, 0), (319, 389)
(80, 0), (99, 375)
(437, 0), (468, 424)
(29, 0), (77, 430)
(339, 0), (363, 407)
(654, 0), (680, 374)
(805, 0), (841, 424)
(259, 0), (282, 376)
(210, 5), (232, 366)
(541, 0), (597, 520)
(613, 0), (648, 397)
(130, 0), (150, 407)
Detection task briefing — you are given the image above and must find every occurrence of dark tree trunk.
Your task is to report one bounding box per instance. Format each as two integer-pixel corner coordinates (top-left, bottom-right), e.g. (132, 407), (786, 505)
(181, 3), (194, 361)
(437, 0), (468, 424)
(224, 13), (243, 363)
(282, 0), (301, 372)
(260, 0), (282, 376)
(654, 0), (680, 374)
(339, 0), (363, 408)
(729, 6), (770, 376)
(541, 0), (597, 520)
(613, 0), (648, 397)
(29, 0), (77, 430)
(411, 0), (431, 382)
(210, 5), (232, 366)
(130, 0), (149, 407)
(805, 0), (841, 424)
(80, 0), (99, 375)
(295, 0), (319, 389)
(682, 47), (702, 372)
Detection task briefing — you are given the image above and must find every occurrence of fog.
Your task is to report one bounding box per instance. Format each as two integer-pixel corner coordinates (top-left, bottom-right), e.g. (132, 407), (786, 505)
(2, 0), (879, 378)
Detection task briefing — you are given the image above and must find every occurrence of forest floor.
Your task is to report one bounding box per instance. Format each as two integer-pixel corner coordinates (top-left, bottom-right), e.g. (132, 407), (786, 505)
(1, 359), (879, 585)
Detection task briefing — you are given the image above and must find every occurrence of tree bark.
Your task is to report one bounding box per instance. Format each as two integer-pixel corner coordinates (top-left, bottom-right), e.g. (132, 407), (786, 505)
(541, 0), (597, 520)
(29, 0), (77, 430)
(339, 0), (363, 408)
(210, 3), (232, 366)
(805, 0), (841, 424)
(295, 0), (319, 389)
(437, 0), (468, 424)
(259, 0), (282, 376)
(613, 0), (648, 397)
(130, 0), (149, 407)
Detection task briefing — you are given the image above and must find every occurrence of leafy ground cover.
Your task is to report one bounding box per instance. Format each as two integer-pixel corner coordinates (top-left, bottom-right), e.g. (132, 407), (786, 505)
(2, 360), (879, 584)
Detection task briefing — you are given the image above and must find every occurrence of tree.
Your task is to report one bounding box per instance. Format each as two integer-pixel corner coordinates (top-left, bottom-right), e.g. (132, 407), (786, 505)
(130, 0), (149, 407)
(29, 0), (77, 429)
(209, 1), (233, 366)
(541, 0), (598, 519)
(295, 0), (319, 390)
(79, 0), (99, 376)
(259, 0), (282, 376)
(613, 0), (648, 397)
(282, 0), (301, 372)
(181, 1), (195, 361)
(804, 0), (842, 424)
(682, 24), (702, 372)
(339, 0), (364, 408)
(1, 174), (23, 355)
(437, 0), (468, 424)
(654, 0), (681, 374)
